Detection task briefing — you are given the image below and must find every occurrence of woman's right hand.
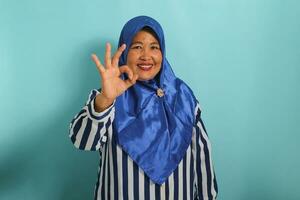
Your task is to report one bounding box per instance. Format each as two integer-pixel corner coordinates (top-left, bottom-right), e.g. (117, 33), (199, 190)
(91, 43), (138, 112)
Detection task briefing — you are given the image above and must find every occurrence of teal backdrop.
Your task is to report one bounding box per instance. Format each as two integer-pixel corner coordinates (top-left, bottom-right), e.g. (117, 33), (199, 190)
(1, 0), (299, 199)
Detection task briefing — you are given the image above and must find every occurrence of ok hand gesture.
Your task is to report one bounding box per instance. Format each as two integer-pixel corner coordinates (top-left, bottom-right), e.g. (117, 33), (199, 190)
(91, 43), (138, 111)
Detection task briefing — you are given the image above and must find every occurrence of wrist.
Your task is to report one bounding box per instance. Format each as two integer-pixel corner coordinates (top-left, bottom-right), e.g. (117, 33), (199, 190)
(94, 93), (114, 112)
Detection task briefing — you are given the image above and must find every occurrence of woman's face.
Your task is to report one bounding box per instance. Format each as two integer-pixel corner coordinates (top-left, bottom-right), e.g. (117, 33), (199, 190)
(127, 30), (162, 81)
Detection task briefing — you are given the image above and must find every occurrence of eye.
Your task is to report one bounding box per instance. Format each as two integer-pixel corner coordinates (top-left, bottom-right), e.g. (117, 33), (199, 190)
(151, 45), (160, 50)
(131, 44), (142, 49)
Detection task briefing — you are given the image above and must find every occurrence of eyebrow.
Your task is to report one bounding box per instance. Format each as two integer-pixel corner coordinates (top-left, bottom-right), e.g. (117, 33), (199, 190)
(131, 41), (160, 45)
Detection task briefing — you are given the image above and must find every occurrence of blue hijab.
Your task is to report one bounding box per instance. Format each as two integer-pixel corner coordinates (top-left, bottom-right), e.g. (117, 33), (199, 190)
(113, 16), (197, 185)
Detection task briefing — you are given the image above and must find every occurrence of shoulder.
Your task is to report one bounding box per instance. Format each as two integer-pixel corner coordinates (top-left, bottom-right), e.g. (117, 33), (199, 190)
(174, 78), (197, 103)
(175, 78), (202, 110)
(172, 78), (202, 124)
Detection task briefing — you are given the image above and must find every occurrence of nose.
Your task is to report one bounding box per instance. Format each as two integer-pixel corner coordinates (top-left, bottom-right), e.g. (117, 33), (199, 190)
(139, 48), (151, 60)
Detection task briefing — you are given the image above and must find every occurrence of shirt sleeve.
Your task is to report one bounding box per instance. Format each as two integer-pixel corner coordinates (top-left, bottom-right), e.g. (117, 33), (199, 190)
(192, 103), (218, 200)
(69, 89), (115, 151)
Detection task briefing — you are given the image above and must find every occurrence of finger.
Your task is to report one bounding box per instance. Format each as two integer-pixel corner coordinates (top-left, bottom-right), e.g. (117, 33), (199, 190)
(91, 53), (102, 66)
(133, 73), (139, 81)
(112, 44), (126, 67)
(119, 65), (133, 80)
(124, 73), (138, 89)
(91, 54), (105, 74)
(105, 43), (112, 69)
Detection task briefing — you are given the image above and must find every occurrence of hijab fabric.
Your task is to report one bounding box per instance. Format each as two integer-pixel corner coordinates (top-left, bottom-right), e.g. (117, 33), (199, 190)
(113, 16), (197, 185)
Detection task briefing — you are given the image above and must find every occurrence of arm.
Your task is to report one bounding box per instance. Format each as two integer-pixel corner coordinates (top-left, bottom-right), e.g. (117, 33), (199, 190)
(69, 43), (138, 151)
(69, 89), (115, 151)
(192, 103), (218, 199)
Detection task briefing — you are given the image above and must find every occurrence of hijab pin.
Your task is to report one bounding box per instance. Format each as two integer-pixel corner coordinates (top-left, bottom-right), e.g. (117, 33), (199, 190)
(156, 88), (164, 97)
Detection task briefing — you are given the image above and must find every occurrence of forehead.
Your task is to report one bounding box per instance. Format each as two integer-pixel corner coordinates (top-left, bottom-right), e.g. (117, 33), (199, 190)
(131, 30), (159, 44)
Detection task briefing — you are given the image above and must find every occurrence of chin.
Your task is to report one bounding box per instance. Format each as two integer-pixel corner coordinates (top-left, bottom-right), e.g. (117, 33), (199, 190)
(135, 72), (152, 81)
(137, 77), (152, 81)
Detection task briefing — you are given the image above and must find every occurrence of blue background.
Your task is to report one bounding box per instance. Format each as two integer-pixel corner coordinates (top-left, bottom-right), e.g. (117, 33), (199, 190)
(1, 0), (299, 199)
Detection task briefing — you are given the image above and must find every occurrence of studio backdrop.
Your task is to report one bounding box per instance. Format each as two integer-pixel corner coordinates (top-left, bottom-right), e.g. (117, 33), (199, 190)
(1, 0), (299, 199)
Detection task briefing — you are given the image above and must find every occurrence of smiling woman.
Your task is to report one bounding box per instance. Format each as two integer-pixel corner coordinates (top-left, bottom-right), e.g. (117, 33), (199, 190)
(127, 27), (163, 81)
(69, 16), (218, 200)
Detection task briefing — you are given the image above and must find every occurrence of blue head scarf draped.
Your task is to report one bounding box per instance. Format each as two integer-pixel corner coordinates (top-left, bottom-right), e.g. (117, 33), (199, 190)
(113, 16), (197, 185)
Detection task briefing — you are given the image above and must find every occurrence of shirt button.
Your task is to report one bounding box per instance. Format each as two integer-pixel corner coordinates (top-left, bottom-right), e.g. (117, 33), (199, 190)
(101, 136), (107, 142)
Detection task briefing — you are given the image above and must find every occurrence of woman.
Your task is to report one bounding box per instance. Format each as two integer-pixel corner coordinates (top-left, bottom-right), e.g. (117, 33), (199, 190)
(69, 16), (218, 200)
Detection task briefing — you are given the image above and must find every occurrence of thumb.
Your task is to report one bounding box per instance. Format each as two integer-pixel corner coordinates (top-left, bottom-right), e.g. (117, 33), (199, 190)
(123, 73), (138, 89)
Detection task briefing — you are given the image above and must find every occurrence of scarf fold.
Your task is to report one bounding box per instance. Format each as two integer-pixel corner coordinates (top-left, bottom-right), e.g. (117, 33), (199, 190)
(113, 16), (197, 184)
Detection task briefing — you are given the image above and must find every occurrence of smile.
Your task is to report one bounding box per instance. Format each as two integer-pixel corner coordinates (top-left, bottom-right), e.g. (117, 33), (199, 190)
(137, 64), (153, 71)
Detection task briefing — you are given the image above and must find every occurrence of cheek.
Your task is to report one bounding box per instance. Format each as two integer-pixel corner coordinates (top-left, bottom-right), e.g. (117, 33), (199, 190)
(126, 53), (135, 65)
(155, 54), (163, 67)
(127, 50), (139, 61)
(126, 53), (138, 72)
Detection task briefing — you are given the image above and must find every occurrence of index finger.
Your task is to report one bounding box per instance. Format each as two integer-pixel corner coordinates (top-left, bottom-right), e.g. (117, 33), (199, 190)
(112, 44), (126, 67)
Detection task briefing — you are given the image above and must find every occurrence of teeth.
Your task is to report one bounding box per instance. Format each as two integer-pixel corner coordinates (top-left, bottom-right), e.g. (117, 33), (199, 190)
(138, 64), (153, 69)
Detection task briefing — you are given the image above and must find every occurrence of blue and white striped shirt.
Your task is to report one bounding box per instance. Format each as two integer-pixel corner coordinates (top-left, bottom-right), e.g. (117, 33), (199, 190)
(69, 89), (218, 200)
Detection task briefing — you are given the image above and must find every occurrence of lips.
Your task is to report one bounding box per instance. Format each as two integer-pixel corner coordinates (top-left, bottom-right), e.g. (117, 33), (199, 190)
(137, 64), (153, 71)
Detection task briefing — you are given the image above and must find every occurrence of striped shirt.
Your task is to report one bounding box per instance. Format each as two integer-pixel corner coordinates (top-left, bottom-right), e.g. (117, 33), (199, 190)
(69, 89), (218, 200)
